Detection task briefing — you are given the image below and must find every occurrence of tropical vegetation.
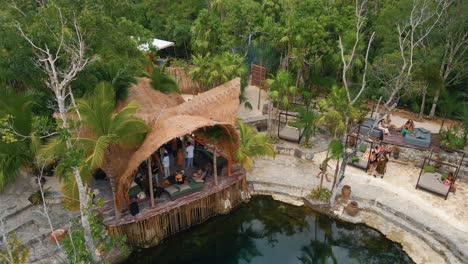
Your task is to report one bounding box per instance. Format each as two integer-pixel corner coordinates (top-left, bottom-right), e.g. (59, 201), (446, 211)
(235, 120), (276, 172)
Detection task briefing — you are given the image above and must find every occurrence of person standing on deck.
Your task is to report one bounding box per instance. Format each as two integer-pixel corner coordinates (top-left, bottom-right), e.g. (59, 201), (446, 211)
(163, 153), (170, 178)
(186, 142), (194, 168)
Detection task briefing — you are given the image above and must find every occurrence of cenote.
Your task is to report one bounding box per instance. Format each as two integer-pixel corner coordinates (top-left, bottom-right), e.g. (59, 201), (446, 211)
(127, 196), (411, 264)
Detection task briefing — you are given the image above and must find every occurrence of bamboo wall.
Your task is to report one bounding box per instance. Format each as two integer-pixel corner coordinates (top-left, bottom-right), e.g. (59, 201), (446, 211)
(107, 176), (248, 246)
(165, 67), (202, 95)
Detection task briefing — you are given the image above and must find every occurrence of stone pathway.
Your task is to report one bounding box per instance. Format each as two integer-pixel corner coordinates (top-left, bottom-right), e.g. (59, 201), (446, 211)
(0, 172), (76, 263)
(248, 152), (468, 264)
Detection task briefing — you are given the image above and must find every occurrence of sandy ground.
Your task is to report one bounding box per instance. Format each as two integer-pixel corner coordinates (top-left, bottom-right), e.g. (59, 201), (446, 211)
(237, 85), (268, 119)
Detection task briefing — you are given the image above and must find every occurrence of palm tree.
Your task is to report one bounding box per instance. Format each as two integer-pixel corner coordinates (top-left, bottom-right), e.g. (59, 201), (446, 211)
(0, 89), (36, 192)
(316, 86), (359, 138)
(189, 52), (247, 91)
(288, 106), (319, 146)
(40, 82), (149, 215)
(96, 61), (138, 102)
(234, 120), (276, 172)
(77, 82), (149, 217)
(150, 66), (181, 94)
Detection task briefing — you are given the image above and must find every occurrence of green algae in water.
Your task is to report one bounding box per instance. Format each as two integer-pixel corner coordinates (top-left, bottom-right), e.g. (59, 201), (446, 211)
(127, 196), (412, 264)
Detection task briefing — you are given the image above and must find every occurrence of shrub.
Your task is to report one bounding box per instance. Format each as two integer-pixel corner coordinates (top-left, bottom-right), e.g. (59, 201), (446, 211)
(359, 145), (367, 153)
(440, 125), (465, 150)
(310, 188), (331, 201)
(351, 156), (360, 163)
(61, 199), (130, 263)
(423, 165), (436, 173)
(0, 232), (29, 263)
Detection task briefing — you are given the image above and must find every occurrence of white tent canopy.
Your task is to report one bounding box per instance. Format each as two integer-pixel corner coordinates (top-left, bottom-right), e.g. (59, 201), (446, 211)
(137, 38), (175, 51)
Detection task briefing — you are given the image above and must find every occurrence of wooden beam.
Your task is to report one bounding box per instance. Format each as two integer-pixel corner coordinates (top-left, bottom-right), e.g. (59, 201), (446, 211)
(147, 158), (155, 208)
(214, 150), (218, 185)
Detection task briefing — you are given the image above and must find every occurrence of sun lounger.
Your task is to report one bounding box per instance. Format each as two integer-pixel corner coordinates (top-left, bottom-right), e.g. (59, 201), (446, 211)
(358, 119), (383, 140)
(404, 127), (431, 148)
(416, 172), (450, 198)
(278, 125), (301, 143)
(164, 178), (204, 199)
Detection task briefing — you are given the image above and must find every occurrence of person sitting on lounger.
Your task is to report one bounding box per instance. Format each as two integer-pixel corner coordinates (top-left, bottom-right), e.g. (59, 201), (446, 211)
(378, 118), (390, 135)
(400, 119), (414, 136)
(193, 168), (207, 181)
(175, 170), (184, 185)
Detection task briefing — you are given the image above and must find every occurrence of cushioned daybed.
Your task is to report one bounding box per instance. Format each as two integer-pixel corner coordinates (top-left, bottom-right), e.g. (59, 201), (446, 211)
(164, 178), (205, 199)
(278, 125), (302, 142)
(404, 127), (431, 148)
(417, 172), (450, 196)
(358, 119), (383, 139)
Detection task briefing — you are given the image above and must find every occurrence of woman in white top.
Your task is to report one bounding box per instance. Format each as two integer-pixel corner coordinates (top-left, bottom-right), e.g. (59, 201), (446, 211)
(186, 142), (194, 168)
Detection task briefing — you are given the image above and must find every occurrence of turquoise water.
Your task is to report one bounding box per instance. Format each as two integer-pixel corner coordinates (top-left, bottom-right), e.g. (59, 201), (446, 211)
(128, 196), (412, 264)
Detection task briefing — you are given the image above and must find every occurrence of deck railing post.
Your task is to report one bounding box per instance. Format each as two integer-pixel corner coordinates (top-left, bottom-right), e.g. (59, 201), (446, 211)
(148, 158), (155, 208)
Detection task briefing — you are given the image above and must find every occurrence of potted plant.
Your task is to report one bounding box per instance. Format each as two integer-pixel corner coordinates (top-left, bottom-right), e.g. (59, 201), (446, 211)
(351, 156), (359, 163)
(392, 146), (400, 159)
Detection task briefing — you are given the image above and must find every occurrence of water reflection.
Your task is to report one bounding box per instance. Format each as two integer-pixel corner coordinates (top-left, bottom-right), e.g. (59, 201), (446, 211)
(128, 196), (411, 264)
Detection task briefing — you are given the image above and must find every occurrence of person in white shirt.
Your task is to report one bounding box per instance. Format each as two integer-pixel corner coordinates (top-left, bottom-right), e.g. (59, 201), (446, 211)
(162, 153), (170, 178)
(186, 142), (194, 168)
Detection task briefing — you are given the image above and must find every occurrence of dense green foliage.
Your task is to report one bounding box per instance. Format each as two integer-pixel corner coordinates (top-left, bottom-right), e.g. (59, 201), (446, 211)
(0, 0), (463, 193)
(234, 120), (276, 172)
(150, 67), (181, 94)
(0, 89), (38, 191)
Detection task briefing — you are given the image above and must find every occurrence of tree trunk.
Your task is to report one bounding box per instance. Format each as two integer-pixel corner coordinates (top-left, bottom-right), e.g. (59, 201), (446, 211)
(330, 117), (350, 205)
(418, 85), (427, 120)
(331, 158), (340, 192)
(105, 149), (121, 219)
(57, 98), (100, 263)
(429, 86), (441, 118)
(214, 151), (218, 185)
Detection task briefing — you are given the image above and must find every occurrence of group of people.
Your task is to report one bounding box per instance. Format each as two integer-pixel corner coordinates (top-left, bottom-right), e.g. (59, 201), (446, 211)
(365, 143), (390, 178)
(377, 114), (416, 138)
(162, 140), (195, 179)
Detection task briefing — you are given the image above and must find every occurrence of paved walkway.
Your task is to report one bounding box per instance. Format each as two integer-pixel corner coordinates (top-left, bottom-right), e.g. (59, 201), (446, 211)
(248, 152), (468, 264)
(0, 172), (74, 263)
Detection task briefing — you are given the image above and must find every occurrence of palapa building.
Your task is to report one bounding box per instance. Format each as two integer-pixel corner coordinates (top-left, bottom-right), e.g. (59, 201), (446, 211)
(99, 77), (249, 245)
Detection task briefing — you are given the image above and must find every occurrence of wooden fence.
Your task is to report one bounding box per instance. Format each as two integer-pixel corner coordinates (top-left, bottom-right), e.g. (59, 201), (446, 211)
(107, 175), (248, 246)
(165, 67), (201, 94)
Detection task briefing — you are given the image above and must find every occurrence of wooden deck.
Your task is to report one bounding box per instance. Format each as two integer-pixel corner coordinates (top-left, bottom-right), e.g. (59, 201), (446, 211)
(97, 166), (248, 245)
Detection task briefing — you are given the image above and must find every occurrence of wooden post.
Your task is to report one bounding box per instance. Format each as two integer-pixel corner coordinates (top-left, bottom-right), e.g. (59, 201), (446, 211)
(214, 150), (218, 185)
(227, 159), (232, 177)
(147, 158), (155, 208)
(258, 85), (261, 110)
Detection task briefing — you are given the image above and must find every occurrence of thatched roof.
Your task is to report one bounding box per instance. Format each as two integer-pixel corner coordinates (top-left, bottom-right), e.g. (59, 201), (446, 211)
(105, 78), (241, 210)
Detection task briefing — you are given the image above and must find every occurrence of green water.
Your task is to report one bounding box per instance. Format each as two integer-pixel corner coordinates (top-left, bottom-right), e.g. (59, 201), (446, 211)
(128, 196), (412, 264)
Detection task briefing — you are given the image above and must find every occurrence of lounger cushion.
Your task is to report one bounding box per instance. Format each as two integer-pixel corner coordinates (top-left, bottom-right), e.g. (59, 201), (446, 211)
(193, 178), (204, 183)
(418, 172), (450, 194)
(165, 185), (179, 195)
(178, 184), (191, 191)
(279, 125), (301, 142)
(404, 128), (432, 147)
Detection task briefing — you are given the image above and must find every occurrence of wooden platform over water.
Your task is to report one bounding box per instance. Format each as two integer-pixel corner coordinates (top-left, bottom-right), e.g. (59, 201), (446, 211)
(97, 166), (248, 246)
